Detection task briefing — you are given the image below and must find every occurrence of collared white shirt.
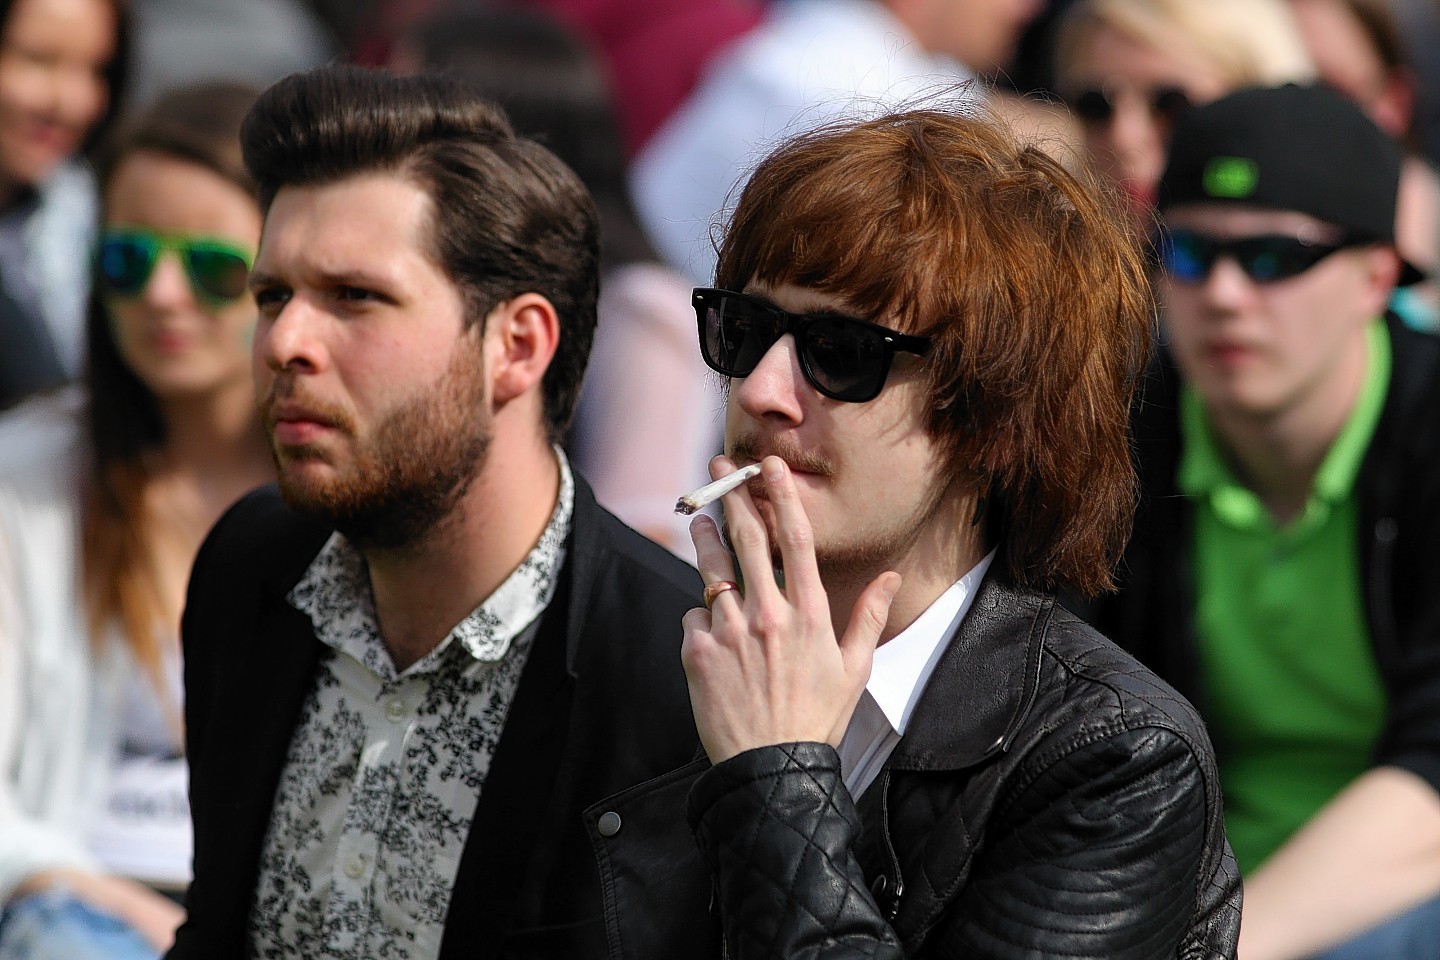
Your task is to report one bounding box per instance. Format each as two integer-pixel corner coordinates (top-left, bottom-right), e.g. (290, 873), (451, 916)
(838, 552), (995, 798)
(248, 455), (575, 960)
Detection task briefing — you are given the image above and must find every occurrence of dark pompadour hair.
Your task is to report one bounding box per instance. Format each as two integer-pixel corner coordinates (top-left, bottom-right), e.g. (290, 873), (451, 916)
(240, 64), (601, 441)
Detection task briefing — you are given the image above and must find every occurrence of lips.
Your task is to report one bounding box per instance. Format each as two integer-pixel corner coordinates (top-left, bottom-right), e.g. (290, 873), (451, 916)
(263, 397), (346, 448)
(1204, 340), (1261, 367)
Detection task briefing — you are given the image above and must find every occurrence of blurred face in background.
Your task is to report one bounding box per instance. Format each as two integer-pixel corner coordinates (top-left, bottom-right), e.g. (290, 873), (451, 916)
(102, 151), (261, 403)
(1060, 21), (1228, 221)
(1160, 203), (1395, 423)
(0, 0), (115, 196)
(890, 0), (1045, 74)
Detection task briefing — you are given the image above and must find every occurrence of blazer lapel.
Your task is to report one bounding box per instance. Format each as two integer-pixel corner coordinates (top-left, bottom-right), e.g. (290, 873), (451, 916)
(439, 564), (576, 958)
(200, 574), (326, 947)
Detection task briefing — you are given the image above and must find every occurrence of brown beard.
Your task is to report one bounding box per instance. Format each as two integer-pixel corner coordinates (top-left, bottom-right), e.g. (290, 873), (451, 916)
(263, 343), (491, 551)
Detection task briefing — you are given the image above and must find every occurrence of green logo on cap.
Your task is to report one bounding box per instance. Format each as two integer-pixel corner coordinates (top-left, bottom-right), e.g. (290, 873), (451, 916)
(1203, 157), (1258, 198)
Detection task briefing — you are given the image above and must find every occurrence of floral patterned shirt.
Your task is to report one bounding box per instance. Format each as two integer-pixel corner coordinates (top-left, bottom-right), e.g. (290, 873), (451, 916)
(248, 455), (575, 960)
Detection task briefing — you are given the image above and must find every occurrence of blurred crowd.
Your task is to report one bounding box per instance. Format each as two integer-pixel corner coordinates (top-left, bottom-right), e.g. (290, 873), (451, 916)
(2, 0), (1440, 957)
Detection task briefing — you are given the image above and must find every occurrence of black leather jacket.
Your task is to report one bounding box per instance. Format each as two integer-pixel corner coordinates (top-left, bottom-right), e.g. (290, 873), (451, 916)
(588, 574), (1241, 959)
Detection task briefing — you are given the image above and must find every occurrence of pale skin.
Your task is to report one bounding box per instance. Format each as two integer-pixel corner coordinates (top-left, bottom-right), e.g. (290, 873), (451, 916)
(680, 282), (984, 762)
(683, 456), (900, 760)
(1240, 767), (1440, 959)
(363, 295), (560, 671)
(250, 173), (563, 673)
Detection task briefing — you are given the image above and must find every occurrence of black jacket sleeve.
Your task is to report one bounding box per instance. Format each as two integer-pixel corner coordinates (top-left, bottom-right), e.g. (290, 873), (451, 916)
(689, 729), (1225, 960)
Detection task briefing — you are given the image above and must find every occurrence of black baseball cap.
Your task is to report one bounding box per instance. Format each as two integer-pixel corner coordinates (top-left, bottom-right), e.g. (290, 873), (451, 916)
(1158, 83), (1422, 285)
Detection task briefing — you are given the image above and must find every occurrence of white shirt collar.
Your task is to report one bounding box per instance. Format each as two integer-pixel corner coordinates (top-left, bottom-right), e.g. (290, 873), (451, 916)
(865, 550), (995, 735)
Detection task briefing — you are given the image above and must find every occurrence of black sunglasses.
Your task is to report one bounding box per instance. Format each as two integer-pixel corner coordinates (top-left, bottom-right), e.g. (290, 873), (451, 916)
(693, 288), (932, 403)
(1067, 84), (1192, 125)
(1159, 229), (1364, 284)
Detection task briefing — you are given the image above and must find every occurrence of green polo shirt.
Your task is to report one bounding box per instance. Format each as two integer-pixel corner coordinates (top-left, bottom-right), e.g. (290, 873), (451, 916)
(1179, 320), (1390, 876)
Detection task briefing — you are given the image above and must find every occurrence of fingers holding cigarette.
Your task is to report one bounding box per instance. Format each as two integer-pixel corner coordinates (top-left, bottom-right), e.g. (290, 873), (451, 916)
(674, 463), (762, 515)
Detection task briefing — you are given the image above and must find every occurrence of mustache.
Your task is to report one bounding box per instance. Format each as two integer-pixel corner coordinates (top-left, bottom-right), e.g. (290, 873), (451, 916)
(257, 376), (355, 434)
(728, 434), (834, 478)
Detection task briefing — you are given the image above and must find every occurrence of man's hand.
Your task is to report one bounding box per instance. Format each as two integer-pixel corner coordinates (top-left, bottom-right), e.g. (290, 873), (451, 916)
(681, 455), (900, 763)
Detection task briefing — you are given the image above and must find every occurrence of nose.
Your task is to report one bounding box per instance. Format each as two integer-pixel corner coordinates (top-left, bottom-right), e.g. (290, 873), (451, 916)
(1105, 94), (1164, 193)
(254, 295), (326, 376)
(141, 251), (194, 311)
(1196, 255), (1255, 312)
(731, 333), (806, 424)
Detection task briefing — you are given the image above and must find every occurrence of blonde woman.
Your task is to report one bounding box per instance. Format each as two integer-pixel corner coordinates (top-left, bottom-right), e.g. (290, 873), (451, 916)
(1054, 0), (1316, 225)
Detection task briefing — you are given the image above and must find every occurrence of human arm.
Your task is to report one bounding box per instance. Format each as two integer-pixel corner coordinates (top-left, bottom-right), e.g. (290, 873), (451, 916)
(0, 443), (184, 950)
(1238, 766), (1440, 959)
(12, 869), (184, 951)
(688, 715), (1231, 959)
(679, 457), (1234, 957)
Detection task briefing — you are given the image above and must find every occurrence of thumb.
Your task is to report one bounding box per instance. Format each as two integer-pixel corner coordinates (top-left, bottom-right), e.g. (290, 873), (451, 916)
(839, 571), (901, 673)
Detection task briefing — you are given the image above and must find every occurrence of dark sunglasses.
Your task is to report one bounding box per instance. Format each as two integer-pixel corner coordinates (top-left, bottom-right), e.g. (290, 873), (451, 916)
(1159, 229), (1363, 284)
(693, 287), (931, 403)
(98, 228), (254, 305)
(1067, 84), (1192, 125)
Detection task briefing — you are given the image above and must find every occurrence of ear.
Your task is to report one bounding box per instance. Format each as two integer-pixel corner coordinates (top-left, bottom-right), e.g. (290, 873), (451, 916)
(486, 292), (560, 406)
(1357, 245), (1402, 318)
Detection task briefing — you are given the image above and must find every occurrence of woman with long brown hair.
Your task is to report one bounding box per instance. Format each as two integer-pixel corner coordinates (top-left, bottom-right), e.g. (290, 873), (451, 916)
(0, 81), (271, 958)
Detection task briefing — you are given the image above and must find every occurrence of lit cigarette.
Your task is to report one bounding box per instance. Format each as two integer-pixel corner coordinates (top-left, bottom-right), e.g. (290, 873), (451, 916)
(674, 464), (762, 515)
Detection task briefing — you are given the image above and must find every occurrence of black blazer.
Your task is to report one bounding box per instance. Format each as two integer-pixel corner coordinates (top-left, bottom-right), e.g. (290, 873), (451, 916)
(168, 474), (703, 959)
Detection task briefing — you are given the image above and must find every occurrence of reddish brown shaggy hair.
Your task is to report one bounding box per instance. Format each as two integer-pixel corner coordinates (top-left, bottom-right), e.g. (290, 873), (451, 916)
(716, 107), (1154, 596)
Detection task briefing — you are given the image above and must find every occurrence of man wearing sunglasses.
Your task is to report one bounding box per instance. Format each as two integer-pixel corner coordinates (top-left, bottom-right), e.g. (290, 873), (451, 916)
(165, 66), (705, 960)
(1092, 83), (1440, 959)
(587, 107), (1240, 958)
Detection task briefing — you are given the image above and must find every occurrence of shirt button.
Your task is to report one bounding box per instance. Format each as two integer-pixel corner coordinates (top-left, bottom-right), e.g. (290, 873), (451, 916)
(597, 811), (622, 837)
(385, 698), (408, 723)
(343, 855), (366, 879)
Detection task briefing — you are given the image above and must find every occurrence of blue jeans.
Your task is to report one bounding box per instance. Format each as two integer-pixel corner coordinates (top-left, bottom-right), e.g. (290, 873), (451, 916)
(1311, 893), (1440, 960)
(0, 887), (157, 960)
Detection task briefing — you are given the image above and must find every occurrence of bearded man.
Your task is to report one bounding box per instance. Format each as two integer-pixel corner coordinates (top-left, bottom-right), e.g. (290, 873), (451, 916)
(167, 65), (701, 960)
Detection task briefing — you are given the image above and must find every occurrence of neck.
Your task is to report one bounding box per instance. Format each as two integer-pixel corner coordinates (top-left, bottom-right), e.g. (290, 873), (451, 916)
(366, 427), (560, 671)
(155, 379), (273, 518)
(1205, 340), (1369, 526)
(824, 484), (986, 646)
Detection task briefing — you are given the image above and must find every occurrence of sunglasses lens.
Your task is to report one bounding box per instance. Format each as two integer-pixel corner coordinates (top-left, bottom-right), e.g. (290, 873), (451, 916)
(1234, 238), (1322, 283)
(702, 294), (777, 377)
(98, 234), (159, 297)
(185, 243), (252, 302)
(1160, 232), (1211, 283)
(1072, 89), (1113, 123)
(1152, 87), (1192, 123)
(800, 316), (888, 402)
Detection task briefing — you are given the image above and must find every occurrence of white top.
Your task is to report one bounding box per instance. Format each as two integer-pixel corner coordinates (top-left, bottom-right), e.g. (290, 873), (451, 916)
(631, 0), (978, 286)
(26, 160), (98, 378)
(249, 455), (575, 960)
(839, 551), (995, 797)
(0, 388), (166, 902)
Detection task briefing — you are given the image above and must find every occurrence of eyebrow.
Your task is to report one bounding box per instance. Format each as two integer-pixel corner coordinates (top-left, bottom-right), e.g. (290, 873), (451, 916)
(747, 290), (865, 321)
(247, 267), (399, 292)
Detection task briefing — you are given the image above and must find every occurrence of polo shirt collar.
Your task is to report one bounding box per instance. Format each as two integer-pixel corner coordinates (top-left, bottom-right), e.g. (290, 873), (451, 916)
(1177, 319), (1391, 529)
